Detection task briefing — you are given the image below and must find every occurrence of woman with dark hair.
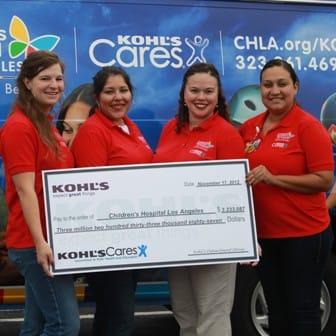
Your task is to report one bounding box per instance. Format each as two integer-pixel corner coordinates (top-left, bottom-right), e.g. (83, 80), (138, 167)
(153, 63), (245, 336)
(240, 59), (334, 336)
(0, 51), (80, 335)
(56, 83), (95, 146)
(71, 66), (152, 336)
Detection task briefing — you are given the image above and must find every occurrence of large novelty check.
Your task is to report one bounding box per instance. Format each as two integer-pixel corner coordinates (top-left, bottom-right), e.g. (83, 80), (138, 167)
(43, 160), (258, 275)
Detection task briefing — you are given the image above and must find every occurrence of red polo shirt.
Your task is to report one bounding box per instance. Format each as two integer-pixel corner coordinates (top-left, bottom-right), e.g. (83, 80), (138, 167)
(239, 104), (334, 238)
(71, 109), (153, 167)
(0, 107), (74, 248)
(153, 114), (245, 163)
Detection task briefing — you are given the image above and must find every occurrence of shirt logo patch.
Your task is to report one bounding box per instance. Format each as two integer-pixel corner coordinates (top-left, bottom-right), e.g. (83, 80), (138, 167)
(189, 140), (214, 158)
(189, 149), (206, 158)
(245, 139), (261, 153)
(275, 132), (295, 142)
(272, 142), (288, 148)
(195, 140), (214, 150)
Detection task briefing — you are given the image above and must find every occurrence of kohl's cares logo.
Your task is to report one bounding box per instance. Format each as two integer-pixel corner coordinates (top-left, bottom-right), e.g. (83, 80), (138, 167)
(52, 181), (109, 193)
(275, 132), (295, 142)
(89, 34), (209, 69)
(58, 244), (148, 260)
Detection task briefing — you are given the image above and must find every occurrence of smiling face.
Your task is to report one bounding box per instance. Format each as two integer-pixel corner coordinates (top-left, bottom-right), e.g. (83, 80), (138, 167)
(184, 72), (218, 127)
(260, 65), (298, 116)
(24, 63), (64, 113)
(62, 101), (91, 146)
(97, 74), (132, 124)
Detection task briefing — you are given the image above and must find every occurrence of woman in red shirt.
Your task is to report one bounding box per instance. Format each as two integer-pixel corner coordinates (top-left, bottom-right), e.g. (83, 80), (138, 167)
(240, 59), (334, 336)
(0, 51), (79, 335)
(154, 63), (245, 336)
(71, 66), (153, 336)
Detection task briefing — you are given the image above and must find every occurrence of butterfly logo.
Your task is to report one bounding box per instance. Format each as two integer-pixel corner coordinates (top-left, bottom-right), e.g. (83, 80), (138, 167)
(8, 16), (60, 59)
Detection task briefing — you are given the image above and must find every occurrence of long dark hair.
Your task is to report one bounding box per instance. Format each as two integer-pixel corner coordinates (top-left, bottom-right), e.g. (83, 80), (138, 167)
(176, 63), (229, 133)
(56, 83), (95, 134)
(15, 51), (65, 155)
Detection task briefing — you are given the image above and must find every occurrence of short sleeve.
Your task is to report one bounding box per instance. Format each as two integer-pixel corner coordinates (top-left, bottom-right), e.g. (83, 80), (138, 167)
(300, 120), (334, 172)
(155, 119), (175, 149)
(1, 122), (37, 176)
(216, 124), (245, 160)
(71, 125), (109, 167)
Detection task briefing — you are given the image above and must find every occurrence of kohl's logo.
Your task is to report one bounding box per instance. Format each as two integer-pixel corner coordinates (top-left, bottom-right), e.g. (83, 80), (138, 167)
(52, 181), (109, 193)
(58, 244), (148, 260)
(88, 34), (209, 69)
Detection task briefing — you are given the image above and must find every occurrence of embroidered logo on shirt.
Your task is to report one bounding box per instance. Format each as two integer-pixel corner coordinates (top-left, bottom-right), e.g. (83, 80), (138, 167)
(271, 132), (294, 149)
(189, 149), (206, 158)
(189, 140), (214, 158)
(195, 140), (214, 151)
(275, 132), (295, 142)
(272, 142), (288, 148)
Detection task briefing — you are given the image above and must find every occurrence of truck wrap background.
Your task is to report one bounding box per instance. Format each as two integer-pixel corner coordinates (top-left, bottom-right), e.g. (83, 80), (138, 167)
(0, 0), (335, 194)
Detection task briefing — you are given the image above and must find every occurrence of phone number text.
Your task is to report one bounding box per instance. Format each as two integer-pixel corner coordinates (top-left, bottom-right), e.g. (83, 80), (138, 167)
(236, 55), (336, 72)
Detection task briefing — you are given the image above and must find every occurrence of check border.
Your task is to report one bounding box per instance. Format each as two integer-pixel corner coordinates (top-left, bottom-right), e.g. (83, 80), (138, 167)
(43, 160), (258, 275)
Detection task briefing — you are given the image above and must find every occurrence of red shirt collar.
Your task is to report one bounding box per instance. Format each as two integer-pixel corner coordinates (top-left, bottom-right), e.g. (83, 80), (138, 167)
(255, 104), (301, 131)
(182, 113), (221, 133)
(95, 108), (133, 131)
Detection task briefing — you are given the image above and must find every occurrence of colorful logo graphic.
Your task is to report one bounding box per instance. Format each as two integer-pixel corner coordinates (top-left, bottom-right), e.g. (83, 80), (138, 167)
(8, 16), (60, 59)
